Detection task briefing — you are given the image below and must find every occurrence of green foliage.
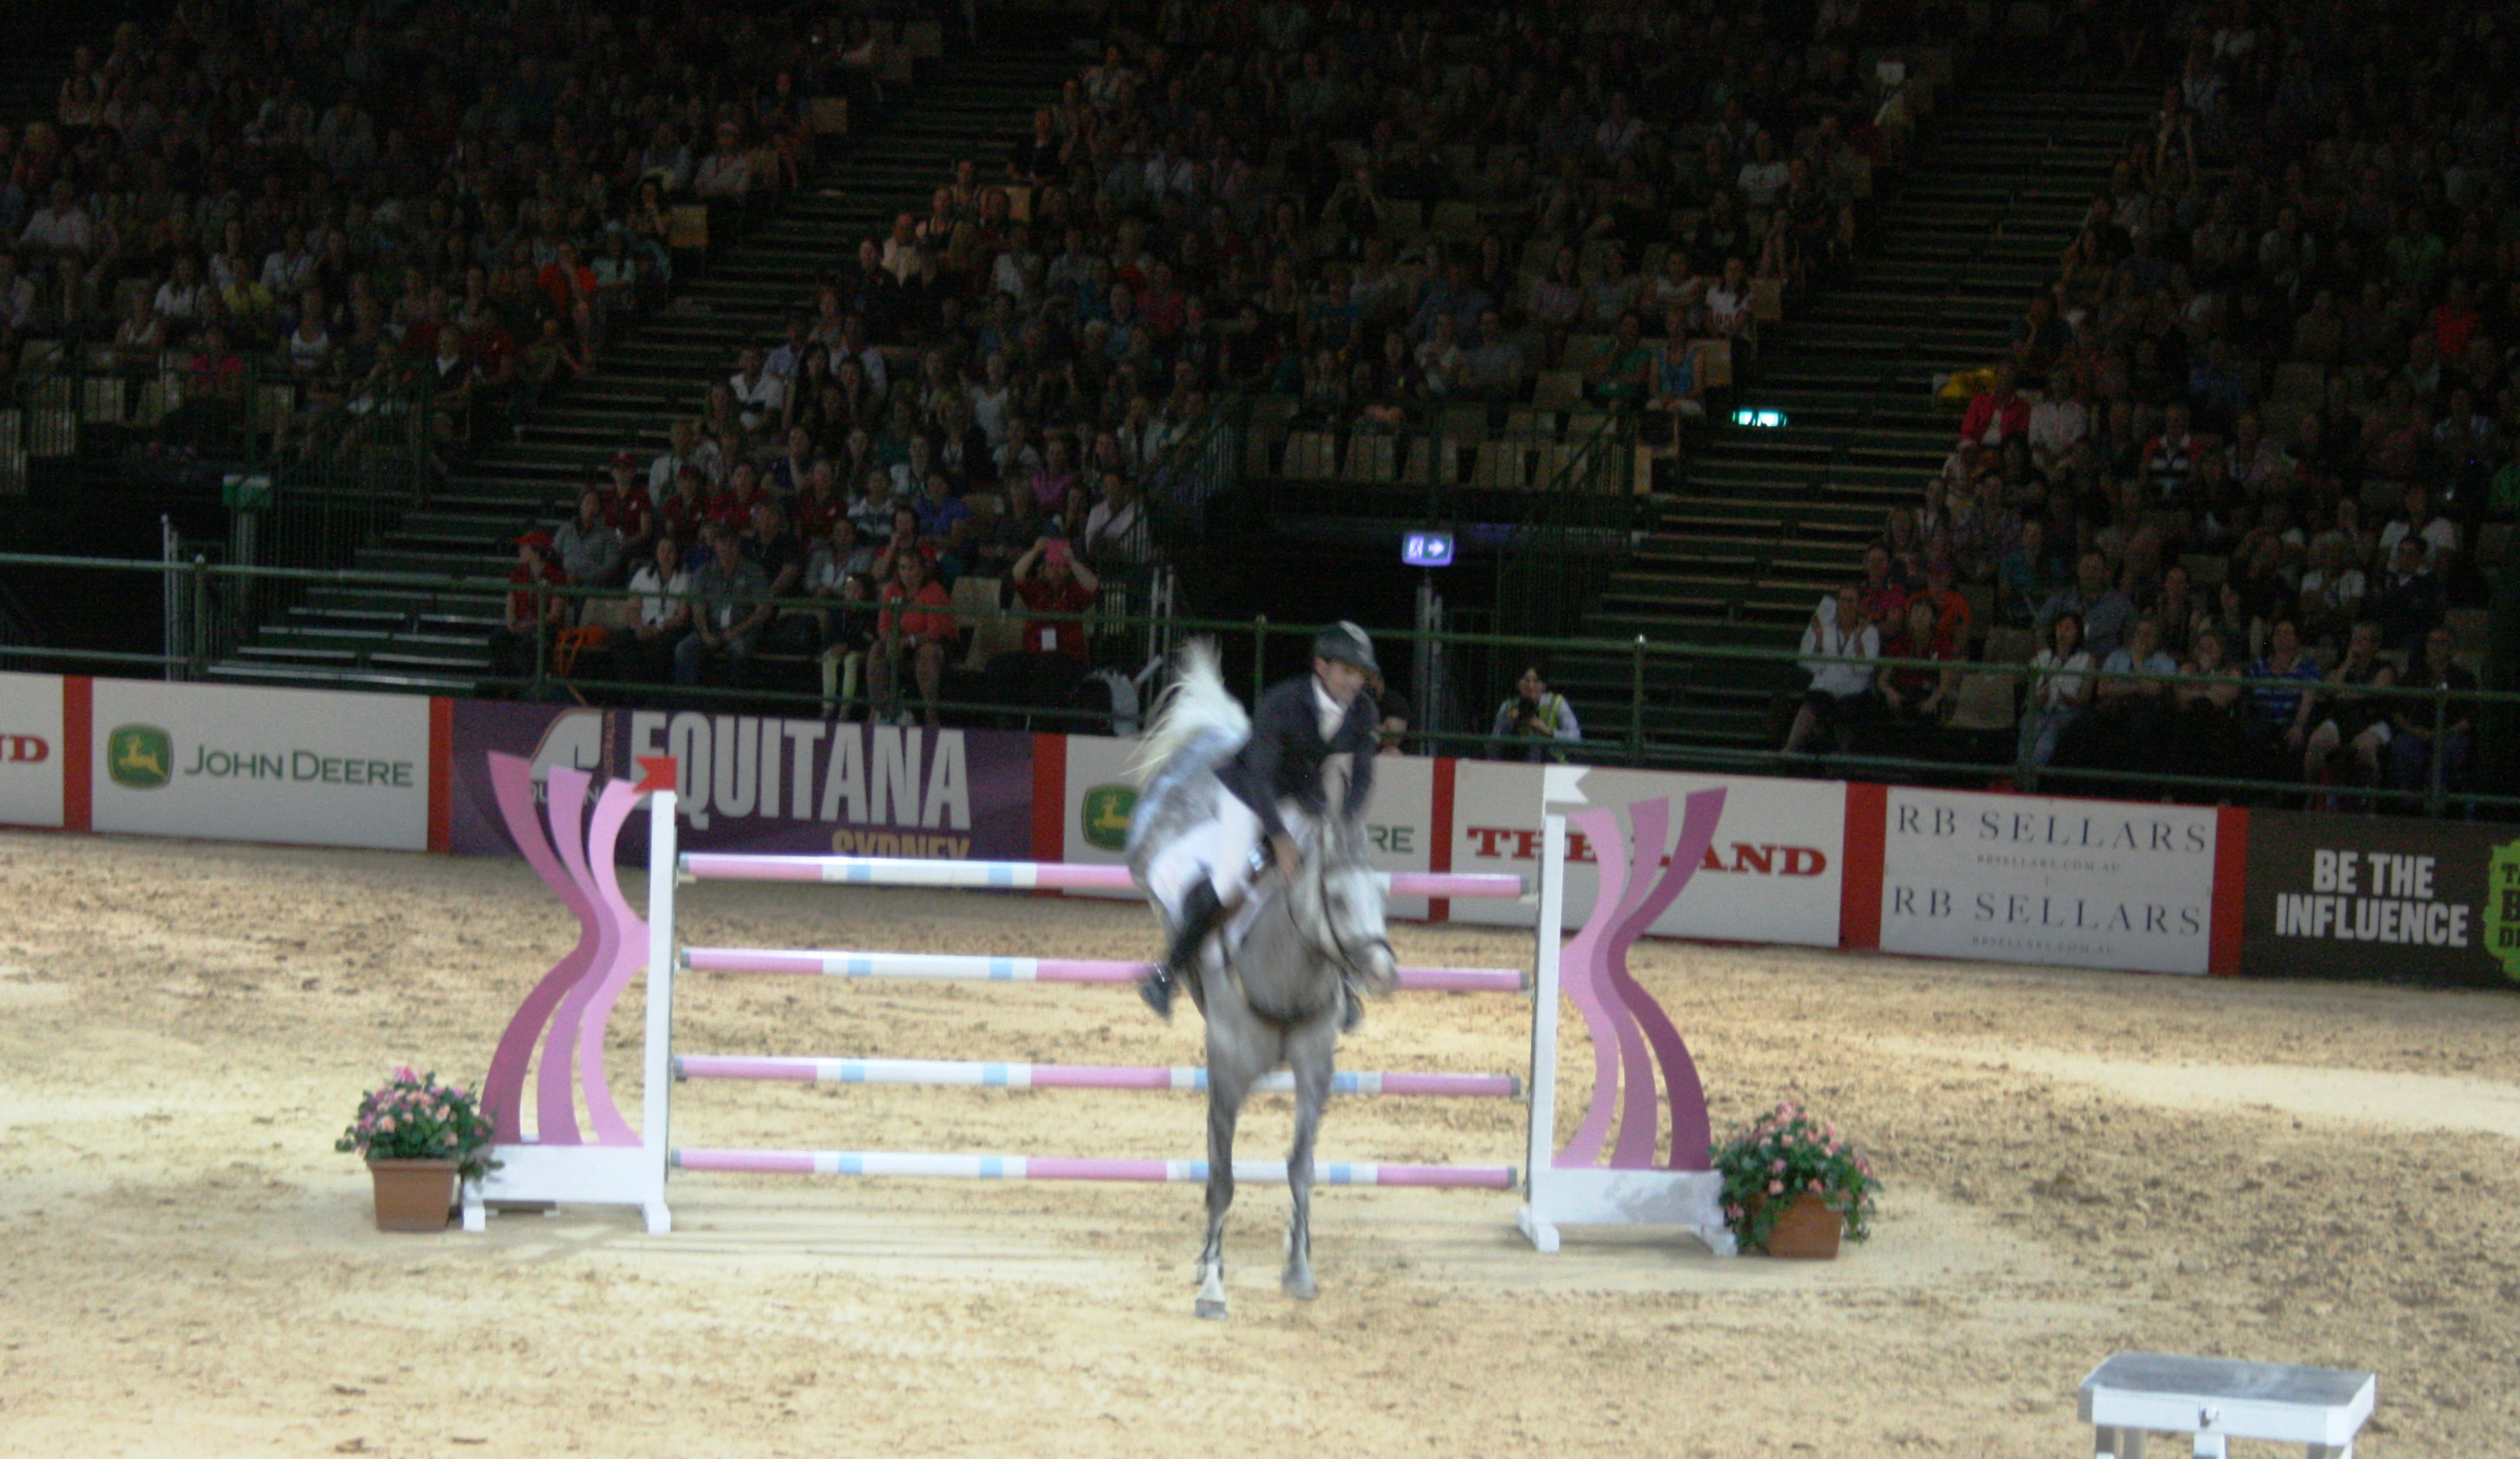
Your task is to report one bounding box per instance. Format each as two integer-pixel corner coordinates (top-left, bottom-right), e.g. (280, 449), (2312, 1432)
(1712, 1100), (1881, 1252)
(334, 1065), (499, 1182)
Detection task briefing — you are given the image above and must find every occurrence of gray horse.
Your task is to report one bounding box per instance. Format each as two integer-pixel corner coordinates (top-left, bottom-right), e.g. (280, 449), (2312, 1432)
(1126, 642), (1397, 1319)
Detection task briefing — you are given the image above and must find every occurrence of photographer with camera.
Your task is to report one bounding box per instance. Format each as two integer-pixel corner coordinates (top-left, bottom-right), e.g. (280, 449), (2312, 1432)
(1491, 663), (1582, 762)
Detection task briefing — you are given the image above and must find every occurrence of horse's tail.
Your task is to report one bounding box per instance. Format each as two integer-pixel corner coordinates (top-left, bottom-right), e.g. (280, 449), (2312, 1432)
(1130, 638), (1247, 783)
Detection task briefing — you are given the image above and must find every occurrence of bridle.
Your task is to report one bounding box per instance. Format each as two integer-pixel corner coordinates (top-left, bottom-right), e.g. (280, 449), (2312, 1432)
(1287, 835), (1392, 984)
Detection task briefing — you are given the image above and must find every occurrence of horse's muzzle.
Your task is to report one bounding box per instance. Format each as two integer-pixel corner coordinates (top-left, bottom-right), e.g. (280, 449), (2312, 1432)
(1356, 938), (1397, 997)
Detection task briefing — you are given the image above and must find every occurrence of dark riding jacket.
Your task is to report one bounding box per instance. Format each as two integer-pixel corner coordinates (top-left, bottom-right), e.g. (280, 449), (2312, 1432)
(1219, 674), (1378, 840)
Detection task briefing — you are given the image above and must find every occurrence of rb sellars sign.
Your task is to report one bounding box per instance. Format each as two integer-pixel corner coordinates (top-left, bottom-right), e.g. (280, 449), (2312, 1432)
(1878, 788), (2227, 975)
(2242, 811), (2520, 988)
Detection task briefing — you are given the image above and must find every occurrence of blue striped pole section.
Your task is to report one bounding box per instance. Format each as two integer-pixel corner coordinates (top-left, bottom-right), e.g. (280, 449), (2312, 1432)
(674, 1054), (1521, 1098)
(671, 1148), (1517, 1188)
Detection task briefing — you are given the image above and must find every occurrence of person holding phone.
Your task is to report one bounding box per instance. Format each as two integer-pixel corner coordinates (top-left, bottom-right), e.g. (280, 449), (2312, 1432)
(1004, 535), (1100, 717)
(1491, 662), (1581, 761)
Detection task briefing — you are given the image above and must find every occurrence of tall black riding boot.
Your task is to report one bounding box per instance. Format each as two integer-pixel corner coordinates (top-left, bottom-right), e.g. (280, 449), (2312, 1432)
(1140, 881), (1226, 1020)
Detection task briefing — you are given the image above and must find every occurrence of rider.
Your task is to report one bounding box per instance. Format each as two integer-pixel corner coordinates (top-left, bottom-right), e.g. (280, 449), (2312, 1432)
(1139, 621), (1382, 1026)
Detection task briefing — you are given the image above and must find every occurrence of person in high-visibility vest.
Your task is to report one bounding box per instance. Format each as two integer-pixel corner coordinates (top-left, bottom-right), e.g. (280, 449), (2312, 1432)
(1491, 663), (1582, 762)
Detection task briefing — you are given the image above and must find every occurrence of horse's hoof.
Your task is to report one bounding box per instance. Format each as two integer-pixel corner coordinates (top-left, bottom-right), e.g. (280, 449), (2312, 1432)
(1194, 1298), (1228, 1320)
(1282, 1273), (1317, 1301)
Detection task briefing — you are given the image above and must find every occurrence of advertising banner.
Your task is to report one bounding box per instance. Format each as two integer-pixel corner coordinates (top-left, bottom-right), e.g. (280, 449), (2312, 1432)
(2242, 811), (2520, 988)
(1879, 788), (2221, 975)
(0, 672), (64, 828)
(447, 702), (1033, 861)
(1057, 736), (1436, 919)
(89, 680), (431, 850)
(1448, 763), (1846, 946)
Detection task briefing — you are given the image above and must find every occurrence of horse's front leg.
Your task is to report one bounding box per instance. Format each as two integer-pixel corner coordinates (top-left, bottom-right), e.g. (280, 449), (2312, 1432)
(1196, 1077), (1240, 1320)
(1281, 1020), (1336, 1301)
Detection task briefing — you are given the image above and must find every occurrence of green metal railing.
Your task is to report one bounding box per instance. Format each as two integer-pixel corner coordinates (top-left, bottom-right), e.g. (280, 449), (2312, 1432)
(1, 550), (2509, 818)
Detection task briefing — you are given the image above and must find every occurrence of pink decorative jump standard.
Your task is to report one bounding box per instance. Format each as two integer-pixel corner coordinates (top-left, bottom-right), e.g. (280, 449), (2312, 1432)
(1517, 773), (1735, 1255)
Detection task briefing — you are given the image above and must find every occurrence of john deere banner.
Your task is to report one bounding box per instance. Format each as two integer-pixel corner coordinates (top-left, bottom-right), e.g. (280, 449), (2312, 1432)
(2242, 811), (2520, 988)
(88, 679), (430, 849)
(448, 702), (1034, 861)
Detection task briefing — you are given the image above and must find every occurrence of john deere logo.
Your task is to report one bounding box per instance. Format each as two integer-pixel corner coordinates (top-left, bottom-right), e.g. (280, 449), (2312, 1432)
(2487, 840), (2520, 982)
(107, 724), (174, 789)
(1080, 783), (1137, 851)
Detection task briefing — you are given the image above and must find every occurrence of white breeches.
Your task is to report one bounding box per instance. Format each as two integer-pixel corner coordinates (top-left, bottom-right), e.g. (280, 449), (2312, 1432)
(1143, 787), (1312, 927)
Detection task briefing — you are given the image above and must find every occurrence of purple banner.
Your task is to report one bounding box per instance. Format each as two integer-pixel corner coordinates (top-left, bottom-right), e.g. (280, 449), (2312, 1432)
(449, 702), (1035, 861)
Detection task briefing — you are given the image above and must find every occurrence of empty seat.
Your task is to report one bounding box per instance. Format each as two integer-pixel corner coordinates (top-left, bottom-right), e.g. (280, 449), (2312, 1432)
(1435, 401), (1490, 442)
(1282, 431), (1338, 479)
(1944, 672), (2017, 731)
(1530, 371), (1583, 411)
(1342, 433), (1397, 483)
(1402, 437), (1461, 486)
(1504, 407), (1557, 440)
(1471, 441), (1527, 488)
(1981, 625), (2039, 665)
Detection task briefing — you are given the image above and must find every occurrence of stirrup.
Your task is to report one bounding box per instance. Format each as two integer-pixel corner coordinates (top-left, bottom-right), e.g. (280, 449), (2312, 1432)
(1138, 967), (1174, 1021)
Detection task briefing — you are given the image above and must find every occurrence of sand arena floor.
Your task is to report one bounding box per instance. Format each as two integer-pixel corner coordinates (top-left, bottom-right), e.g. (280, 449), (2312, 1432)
(1, 828), (2515, 1456)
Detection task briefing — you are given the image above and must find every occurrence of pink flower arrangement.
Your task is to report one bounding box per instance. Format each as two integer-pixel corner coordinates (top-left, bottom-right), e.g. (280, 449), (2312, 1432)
(1712, 1100), (1882, 1252)
(335, 1066), (498, 1180)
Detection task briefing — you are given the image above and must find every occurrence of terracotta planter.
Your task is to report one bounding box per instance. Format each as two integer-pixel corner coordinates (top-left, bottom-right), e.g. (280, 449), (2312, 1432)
(368, 1158), (460, 1232)
(1762, 1191), (1844, 1260)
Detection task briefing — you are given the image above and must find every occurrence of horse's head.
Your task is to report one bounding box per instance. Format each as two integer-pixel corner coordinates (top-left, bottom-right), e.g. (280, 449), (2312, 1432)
(1296, 809), (1396, 998)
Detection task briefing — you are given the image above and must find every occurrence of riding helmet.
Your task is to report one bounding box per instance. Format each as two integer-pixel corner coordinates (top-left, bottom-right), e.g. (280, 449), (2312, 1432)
(1312, 620), (1378, 671)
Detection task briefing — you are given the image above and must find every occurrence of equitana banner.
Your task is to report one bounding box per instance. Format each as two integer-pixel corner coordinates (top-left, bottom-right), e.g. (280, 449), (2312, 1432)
(448, 702), (1035, 861)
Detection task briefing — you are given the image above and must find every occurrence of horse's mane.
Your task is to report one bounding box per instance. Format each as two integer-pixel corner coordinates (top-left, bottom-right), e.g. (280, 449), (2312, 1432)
(1130, 638), (1248, 784)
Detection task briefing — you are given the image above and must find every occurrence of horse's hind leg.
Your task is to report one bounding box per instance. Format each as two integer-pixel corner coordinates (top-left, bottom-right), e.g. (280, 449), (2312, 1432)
(1281, 1020), (1336, 1301)
(1195, 1080), (1240, 1320)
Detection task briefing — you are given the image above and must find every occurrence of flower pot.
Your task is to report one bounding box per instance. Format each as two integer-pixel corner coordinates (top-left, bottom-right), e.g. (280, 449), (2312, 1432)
(367, 1158), (460, 1232)
(1762, 1191), (1843, 1260)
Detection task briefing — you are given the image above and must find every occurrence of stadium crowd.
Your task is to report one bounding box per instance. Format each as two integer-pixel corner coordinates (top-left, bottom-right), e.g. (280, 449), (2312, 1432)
(1, 0), (846, 469)
(522, 0), (1907, 725)
(1792, 0), (2511, 807)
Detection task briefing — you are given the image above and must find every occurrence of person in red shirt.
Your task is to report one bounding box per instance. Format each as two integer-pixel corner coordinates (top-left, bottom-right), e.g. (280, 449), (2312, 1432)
(489, 530), (567, 693)
(1878, 597), (1960, 725)
(1957, 364), (2029, 448)
(599, 452), (659, 561)
(870, 549), (958, 726)
(997, 535), (1100, 717)
(658, 463), (710, 554)
(1915, 555), (1973, 643)
(1854, 542), (1910, 628)
(719, 460), (769, 526)
(538, 241), (601, 354)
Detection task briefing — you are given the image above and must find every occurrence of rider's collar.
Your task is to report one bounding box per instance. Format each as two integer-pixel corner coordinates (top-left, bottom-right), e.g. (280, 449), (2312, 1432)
(1310, 675), (1344, 740)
